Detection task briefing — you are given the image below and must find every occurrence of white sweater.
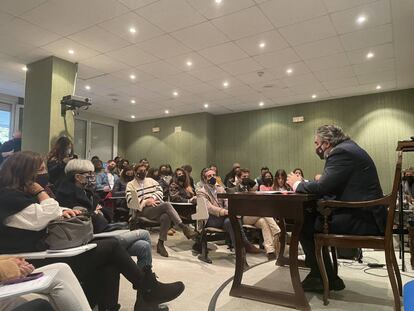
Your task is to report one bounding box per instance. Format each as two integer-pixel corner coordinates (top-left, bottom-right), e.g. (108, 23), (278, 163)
(126, 178), (164, 212)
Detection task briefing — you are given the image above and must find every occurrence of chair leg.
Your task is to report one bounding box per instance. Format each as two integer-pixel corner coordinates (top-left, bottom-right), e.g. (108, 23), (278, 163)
(390, 245), (402, 296)
(315, 241), (329, 305)
(331, 246), (338, 276)
(385, 246), (401, 311)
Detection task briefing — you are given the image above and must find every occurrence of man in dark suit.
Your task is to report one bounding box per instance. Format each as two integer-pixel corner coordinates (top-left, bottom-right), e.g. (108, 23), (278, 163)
(287, 124), (385, 292)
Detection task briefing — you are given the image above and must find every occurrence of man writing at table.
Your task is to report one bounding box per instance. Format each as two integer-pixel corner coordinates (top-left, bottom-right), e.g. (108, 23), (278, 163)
(287, 124), (386, 292)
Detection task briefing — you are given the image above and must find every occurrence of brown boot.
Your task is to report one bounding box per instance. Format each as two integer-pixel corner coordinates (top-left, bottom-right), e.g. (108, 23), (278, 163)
(181, 224), (198, 240)
(243, 241), (264, 254)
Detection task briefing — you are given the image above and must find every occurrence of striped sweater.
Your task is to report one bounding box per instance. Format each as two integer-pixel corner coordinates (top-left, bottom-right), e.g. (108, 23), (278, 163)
(126, 178), (164, 212)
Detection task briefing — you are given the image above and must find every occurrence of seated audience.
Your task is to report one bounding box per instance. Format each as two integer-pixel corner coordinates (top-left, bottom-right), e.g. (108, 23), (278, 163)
(158, 164), (173, 200)
(209, 165), (225, 188)
(255, 166), (270, 187)
(287, 125), (385, 292)
(196, 168), (261, 254)
(181, 164), (195, 191)
(0, 151), (185, 310)
(273, 169), (292, 191)
(169, 168), (196, 203)
(236, 169), (281, 260)
(293, 167), (304, 179)
(224, 162), (241, 188)
(139, 158), (150, 170)
(259, 171), (274, 191)
(0, 131), (22, 166)
(147, 167), (160, 181)
(46, 136), (74, 188)
(107, 159), (119, 178)
(113, 165), (134, 196)
(94, 160), (119, 196)
(0, 258), (91, 311)
(56, 159), (153, 268)
(127, 164), (197, 257)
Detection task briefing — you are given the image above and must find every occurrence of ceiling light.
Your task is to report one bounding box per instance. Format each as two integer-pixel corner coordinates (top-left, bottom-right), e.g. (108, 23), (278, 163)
(259, 42), (266, 49)
(68, 49), (74, 55)
(312, 94), (317, 99)
(356, 15), (367, 25)
(286, 68), (293, 75)
(129, 74), (136, 80)
(85, 85), (91, 90)
(22, 66), (28, 72)
(173, 91), (179, 96)
(131, 115), (136, 119)
(130, 99), (136, 104)
(165, 110), (169, 114)
(129, 27), (136, 34)
(222, 81), (229, 88)
(186, 60), (193, 67)
(204, 103), (209, 108)
(366, 52), (374, 59)
(259, 101), (264, 107)
(376, 85), (382, 90)
(215, 0), (222, 4)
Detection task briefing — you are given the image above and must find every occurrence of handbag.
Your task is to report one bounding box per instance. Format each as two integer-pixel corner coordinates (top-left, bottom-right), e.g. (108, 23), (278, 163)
(45, 215), (94, 250)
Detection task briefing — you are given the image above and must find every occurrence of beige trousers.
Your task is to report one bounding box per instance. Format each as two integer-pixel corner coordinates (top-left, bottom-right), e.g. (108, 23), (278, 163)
(243, 216), (281, 253)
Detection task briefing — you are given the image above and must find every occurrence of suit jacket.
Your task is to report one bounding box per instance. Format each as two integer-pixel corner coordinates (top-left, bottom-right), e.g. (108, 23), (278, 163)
(296, 139), (386, 234)
(196, 183), (227, 217)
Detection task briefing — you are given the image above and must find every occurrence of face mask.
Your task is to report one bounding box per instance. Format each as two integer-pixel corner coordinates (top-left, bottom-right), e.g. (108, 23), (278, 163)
(263, 178), (273, 185)
(177, 175), (186, 183)
(136, 172), (146, 180)
(315, 144), (325, 160)
(160, 170), (167, 176)
(407, 176), (414, 183)
(36, 173), (49, 188)
(125, 175), (134, 182)
(208, 177), (216, 186)
(241, 178), (250, 186)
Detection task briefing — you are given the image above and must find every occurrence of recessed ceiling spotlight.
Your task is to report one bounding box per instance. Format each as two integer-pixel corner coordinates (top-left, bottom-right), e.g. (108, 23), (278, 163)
(356, 15), (367, 25)
(129, 27), (136, 34)
(68, 49), (74, 54)
(259, 42), (266, 49)
(215, 0), (222, 4)
(286, 68), (293, 75)
(165, 110), (170, 114)
(376, 85), (382, 90)
(259, 101), (264, 107)
(173, 91), (179, 96)
(131, 115), (136, 119)
(222, 81), (229, 88)
(129, 74), (136, 80)
(312, 94), (317, 99)
(186, 60), (193, 67)
(204, 103), (209, 108)
(130, 99), (136, 104)
(85, 85), (91, 90)
(22, 66), (28, 72)
(366, 52), (374, 59)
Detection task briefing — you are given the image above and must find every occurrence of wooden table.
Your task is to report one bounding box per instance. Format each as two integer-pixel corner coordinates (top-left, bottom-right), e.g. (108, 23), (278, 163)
(218, 192), (317, 311)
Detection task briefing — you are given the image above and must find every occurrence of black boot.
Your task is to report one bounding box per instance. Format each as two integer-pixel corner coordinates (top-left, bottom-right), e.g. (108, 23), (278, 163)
(139, 267), (185, 305)
(134, 297), (169, 311)
(157, 240), (169, 257)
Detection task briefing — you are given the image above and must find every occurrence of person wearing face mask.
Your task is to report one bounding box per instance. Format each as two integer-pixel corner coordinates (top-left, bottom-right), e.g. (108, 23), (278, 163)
(287, 124), (385, 293)
(47, 136), (75, 189)
(196, 168), (262, 254)
(255, 167), (270, 187)
(259, 171), (274, 191)
(127, 164), (198, 257)
(236, 169), (281, 260)
(169, 168), (196, 203)
(158, 164), (173, 200)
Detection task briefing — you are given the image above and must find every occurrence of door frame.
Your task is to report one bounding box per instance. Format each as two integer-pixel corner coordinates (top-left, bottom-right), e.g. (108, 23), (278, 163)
(74, 116), (118, 160)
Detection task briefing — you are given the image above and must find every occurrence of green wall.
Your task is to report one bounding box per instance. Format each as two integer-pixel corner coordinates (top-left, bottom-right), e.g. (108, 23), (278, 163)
(119, 88), (414, 193)
(119, 112), (214, 178)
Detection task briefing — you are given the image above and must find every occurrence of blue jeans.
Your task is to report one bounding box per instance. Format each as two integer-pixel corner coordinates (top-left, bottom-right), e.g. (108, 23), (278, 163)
(115, 230), (152, 268)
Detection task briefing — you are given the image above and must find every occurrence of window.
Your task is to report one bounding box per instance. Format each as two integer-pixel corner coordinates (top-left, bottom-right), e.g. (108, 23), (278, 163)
(0, 103), (11, 143)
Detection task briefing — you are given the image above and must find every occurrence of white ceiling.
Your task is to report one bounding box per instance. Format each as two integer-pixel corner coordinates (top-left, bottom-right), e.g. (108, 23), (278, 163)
(0, 0), (413, 121)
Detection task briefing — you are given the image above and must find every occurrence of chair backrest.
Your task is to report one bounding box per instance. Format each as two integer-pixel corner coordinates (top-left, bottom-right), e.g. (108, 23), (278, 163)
(384, 151), (403, 238)
(192, 196), (209, 221)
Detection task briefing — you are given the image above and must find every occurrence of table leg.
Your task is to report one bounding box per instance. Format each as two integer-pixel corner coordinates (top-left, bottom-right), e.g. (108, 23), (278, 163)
(289, 219), (310, 311)
(229, 214), (245, 294)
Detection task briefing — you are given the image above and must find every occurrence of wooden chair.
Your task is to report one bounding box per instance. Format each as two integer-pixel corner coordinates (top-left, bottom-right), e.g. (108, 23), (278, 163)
(315, 151), (403, 310)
